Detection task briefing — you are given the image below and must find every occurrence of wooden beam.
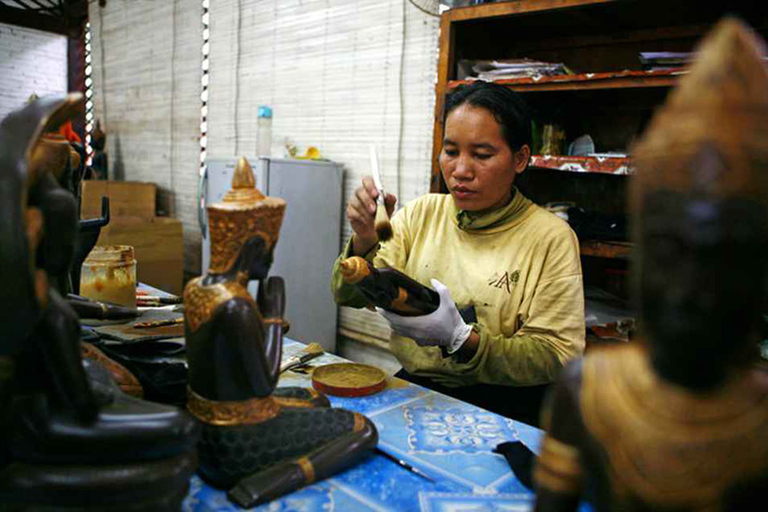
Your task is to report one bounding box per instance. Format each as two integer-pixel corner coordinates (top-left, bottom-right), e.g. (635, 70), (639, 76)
(430, 14), (454, 193)
(26, 0), (60, 13)
(446, 0), (618, 23)
(68, 25), (86, 140)
(0, 4), (66, 34)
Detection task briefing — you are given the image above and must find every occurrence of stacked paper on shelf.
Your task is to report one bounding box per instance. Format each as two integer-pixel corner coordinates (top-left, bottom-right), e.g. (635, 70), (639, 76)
(469, 58), (571, 80)
(639, 52), (694, 70)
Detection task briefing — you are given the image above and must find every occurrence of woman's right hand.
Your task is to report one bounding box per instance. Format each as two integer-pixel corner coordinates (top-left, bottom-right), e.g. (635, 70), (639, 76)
(347, 176), (397, 256)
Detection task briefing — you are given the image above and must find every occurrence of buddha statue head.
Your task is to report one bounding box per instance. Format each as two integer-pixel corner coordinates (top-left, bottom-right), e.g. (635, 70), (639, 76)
(206, 157), (286, 279)
(631, 18), (768, 390)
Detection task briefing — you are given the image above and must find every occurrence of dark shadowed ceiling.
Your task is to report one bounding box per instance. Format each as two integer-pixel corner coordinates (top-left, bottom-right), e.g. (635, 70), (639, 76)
(0, 0), (89, 36)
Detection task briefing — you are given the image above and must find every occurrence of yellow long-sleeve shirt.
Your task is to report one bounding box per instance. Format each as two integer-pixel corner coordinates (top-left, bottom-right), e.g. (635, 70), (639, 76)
(331, 189), (585, 387)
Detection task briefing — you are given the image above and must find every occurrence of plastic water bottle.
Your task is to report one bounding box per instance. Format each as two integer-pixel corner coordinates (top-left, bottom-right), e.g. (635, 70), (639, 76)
(257, 105), (272, 157)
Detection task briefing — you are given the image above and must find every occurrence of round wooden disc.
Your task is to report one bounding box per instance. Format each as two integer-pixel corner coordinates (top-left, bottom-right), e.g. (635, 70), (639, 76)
(311, 363), (387, 397)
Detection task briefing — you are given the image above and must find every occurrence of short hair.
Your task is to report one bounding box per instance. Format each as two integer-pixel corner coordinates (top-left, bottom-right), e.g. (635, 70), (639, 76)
(444, 81), (532, 152)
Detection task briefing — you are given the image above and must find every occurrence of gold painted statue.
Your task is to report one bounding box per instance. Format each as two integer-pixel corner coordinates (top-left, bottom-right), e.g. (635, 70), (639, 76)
(535, 18), (768, 512)
(183, 157), (378, 507)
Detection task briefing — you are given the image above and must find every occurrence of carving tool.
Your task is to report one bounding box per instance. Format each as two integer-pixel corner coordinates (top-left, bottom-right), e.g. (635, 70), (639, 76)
(133, 317), (184, 329)
(136, 295), (183, 307)
(375, 447), (435, 482)
(280, 342), (324, 373)
(369, 145), (393, 242)
(66, 293), (139, 320)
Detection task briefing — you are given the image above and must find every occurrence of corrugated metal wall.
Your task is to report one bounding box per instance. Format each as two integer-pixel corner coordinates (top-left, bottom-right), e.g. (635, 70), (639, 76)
(90, 0), (440, 346)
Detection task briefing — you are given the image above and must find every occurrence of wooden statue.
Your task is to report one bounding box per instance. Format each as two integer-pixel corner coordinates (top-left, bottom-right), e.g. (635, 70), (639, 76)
(339, 256), (440, 315)
(535, 18), (768, 512)
(184, 157), (378, 508)
(0, 94), (200, 511)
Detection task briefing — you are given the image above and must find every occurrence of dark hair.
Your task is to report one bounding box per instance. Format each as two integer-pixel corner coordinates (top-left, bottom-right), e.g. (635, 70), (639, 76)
(444, 81), (532, 152)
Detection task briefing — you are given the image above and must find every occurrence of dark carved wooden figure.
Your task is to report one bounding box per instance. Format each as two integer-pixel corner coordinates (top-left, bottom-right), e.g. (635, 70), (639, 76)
(184, 157), (378, 508)
(534, 18), (768, 512)
(0, 94), (200, 511)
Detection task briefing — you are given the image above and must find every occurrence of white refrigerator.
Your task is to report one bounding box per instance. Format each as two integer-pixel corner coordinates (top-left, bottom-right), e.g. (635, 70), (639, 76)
(200, 157), (344, 352)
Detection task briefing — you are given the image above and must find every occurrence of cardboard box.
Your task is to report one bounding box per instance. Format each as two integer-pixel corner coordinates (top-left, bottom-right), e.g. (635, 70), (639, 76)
(81, 181), (156, 220)
(93, 217), (183, 295)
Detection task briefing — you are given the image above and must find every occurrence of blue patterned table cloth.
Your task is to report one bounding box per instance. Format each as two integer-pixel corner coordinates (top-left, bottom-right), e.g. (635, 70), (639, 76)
(183, 339), (580, 512)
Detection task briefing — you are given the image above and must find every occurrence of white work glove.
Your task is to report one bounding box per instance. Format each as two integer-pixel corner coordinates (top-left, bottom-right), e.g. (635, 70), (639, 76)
(377, 279), (472, 354)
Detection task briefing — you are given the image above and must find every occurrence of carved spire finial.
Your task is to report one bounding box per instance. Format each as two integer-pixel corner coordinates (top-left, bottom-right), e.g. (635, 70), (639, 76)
(231, 157), (256, 190)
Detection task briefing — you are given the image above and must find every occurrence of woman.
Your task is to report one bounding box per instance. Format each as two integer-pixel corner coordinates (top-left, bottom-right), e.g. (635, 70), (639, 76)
(331, 81), (585, 426)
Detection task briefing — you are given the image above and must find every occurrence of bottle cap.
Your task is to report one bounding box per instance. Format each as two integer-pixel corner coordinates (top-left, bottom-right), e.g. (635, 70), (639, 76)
(257, 105), (272, 118)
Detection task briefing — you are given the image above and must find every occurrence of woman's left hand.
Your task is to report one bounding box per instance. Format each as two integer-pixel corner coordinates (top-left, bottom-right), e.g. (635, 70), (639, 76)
(377, 279), (472, 353)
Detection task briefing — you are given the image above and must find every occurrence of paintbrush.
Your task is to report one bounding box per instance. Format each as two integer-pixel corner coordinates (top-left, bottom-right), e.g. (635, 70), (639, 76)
(369, 145), (393, 242)
(280, 342), (324, 373)
(375, 447), (435, 482)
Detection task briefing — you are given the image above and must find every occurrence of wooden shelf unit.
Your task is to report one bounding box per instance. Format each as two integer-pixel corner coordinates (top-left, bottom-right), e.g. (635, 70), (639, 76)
(431, 0), (768, 190)
(431, 0), (768, 263)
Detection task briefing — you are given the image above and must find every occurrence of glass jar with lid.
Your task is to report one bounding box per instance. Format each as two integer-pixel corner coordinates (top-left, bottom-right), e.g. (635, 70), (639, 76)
(80, 245), (137, 308)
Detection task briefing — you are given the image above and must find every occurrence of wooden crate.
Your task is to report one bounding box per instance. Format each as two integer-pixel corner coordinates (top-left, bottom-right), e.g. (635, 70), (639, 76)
(81, 180), (156, 220)
(93, 217), (183, 295)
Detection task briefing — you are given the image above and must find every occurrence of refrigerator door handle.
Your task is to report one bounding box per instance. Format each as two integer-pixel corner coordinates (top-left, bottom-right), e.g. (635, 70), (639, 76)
(198, 164), (209, 239)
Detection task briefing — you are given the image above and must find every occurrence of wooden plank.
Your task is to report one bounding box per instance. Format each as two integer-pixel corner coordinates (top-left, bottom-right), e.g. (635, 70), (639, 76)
(81, 180), (157, 220)
(94, 217), (184, 295)
(449, 69), (682, 93)
(530, 155), (633, 175)
(445, 0), (618, 23)
(580, 240), (632, 259)
(458, 76), (676, 92)
(431, 13), (454, 193)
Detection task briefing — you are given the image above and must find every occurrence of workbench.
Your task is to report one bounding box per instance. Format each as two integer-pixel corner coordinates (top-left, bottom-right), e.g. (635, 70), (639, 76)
(182, 338), (587, 512)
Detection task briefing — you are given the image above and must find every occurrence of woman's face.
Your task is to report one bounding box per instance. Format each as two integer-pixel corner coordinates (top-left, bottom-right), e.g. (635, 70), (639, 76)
(439, 104), (529, 212)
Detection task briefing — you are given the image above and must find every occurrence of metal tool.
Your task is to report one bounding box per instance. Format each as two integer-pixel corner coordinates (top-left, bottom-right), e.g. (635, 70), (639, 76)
(66, 293), (139, 320)
(136, 295), (183, 307)
(375, 447), (435, 482)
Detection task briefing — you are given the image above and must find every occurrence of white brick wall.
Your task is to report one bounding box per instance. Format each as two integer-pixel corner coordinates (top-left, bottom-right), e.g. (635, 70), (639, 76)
(0, 22), (68, 120)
